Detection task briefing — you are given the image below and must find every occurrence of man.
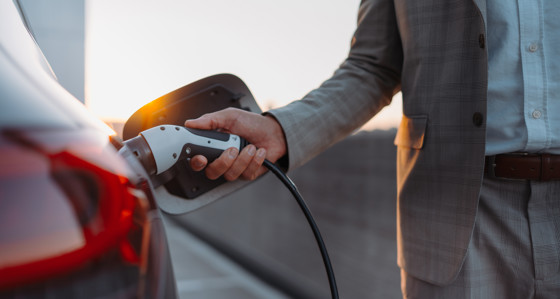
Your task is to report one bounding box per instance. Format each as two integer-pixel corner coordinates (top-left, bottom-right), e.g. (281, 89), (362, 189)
(186, 0), (560, 298)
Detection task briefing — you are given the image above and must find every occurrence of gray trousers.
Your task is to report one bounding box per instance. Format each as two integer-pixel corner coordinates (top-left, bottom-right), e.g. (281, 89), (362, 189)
(401, 175), (560, 299)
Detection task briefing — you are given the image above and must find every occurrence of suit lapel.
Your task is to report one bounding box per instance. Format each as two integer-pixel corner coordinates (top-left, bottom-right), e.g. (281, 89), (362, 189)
(472, 0), (487, 27)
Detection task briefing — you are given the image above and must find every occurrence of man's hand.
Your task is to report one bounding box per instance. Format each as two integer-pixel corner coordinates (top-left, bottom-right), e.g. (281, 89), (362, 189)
(184, 108), (287, 181)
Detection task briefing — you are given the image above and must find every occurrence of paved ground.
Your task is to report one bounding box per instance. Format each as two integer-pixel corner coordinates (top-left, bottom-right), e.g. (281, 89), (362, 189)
(164, 216), (289, 299)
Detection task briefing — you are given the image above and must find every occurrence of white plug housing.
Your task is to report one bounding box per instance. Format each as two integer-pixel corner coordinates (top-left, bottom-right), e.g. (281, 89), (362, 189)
(140, 125), (242, 174)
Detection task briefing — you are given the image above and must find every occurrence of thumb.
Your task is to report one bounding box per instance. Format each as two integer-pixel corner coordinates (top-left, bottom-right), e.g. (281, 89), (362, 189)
(184, 108), (238, 132)
(184, 114), (219, 130)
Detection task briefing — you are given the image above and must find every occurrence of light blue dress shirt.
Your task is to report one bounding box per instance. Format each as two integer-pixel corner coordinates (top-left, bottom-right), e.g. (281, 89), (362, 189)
(486, 0), (560, 155)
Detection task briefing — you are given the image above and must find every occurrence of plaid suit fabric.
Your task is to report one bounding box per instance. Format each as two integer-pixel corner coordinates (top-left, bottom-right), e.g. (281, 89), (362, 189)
(401, 176), (560, 298)
(393, 0), (487, 285)
(268, 0), (489, 286)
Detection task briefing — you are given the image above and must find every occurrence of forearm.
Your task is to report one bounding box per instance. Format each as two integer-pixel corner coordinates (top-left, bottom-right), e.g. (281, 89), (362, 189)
(268, 61), (400, 170)
(268, 0), (403, 170)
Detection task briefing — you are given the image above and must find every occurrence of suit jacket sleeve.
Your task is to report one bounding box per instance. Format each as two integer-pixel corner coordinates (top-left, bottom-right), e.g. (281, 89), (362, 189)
(267, 0), (403, 170)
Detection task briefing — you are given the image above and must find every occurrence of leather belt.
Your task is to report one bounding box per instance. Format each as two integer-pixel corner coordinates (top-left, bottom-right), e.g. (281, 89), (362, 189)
(485, 153), (560, 181)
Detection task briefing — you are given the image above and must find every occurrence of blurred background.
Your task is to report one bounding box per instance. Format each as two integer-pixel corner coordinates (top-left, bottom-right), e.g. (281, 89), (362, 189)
(19, 0), (402, 298)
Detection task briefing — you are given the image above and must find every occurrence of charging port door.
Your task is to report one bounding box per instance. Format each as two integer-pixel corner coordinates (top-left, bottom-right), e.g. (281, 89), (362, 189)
(122, 74), (262, 215)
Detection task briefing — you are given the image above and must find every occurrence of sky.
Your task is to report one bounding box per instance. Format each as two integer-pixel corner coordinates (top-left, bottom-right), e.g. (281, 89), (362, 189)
(86, 0), (402, 131)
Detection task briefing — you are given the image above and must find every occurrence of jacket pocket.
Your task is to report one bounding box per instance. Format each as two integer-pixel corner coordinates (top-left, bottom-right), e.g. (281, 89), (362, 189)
(393, 114), (428, 149)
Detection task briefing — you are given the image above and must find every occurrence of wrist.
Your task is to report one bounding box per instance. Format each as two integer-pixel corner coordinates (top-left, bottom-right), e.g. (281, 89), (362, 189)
(263, 113), (288, 159)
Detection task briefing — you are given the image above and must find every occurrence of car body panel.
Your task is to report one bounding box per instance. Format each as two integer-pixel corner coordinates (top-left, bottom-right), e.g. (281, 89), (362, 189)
(0, 1), (177, 297)
(0, 0), (111, 133)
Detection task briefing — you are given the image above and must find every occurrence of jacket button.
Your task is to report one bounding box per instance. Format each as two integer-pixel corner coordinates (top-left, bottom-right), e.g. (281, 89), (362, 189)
(478, 34), (485, 48)
(473, 112), (484, 127)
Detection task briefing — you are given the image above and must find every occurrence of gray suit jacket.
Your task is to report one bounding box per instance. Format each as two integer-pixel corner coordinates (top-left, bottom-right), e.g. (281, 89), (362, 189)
(268, 0), (488, 285)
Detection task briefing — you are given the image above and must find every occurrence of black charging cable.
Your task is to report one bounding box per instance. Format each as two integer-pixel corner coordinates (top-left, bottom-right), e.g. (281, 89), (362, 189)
(262, 159), (339, 299)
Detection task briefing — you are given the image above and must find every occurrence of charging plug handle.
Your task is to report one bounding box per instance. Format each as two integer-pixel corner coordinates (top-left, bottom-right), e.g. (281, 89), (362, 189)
(124, 125), (247, 175)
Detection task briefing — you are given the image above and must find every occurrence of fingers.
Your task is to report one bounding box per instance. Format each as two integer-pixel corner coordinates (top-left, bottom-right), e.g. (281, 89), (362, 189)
(184, 108), (286, 182)
(191, 145), (267, 182)
(204, 147), (238, 180)
(241, 148), (267, 180)
(222, 145), (256, 181)
(224, 145), (268, 181)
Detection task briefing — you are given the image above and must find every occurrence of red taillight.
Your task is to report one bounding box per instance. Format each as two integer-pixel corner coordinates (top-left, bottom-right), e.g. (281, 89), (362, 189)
(0, 130), (148, 290)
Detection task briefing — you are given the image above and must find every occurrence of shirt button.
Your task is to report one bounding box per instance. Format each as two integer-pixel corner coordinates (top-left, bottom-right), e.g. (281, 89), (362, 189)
(529, 43), (539, 52)
(532, 110), (542, 119)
